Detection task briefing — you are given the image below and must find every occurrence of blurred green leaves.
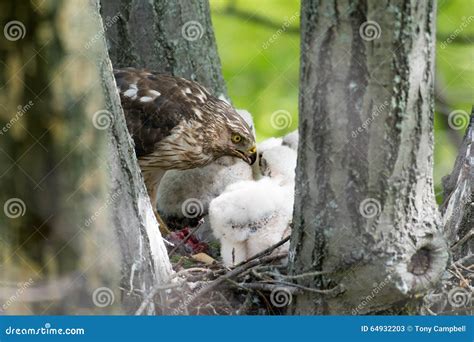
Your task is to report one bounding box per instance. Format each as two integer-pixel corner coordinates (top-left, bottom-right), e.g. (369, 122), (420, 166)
(211, 0), (300, 140)
(210, 0), (473, 202)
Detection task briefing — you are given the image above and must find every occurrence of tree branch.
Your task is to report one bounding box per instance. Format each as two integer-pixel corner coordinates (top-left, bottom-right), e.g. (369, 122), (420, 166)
(215, 5), (299, 34)
(440, 107), (473, 260)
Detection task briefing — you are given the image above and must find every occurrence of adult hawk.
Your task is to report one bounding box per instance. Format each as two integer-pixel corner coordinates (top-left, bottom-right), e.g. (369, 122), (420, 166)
(114, 68), (257, 233)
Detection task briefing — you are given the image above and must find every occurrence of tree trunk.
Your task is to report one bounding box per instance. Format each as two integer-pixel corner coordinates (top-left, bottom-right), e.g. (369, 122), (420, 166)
(99, 0), (228, 313)
(429, 110), (473, 315)
(441, 109), (473, 261)
(289, 0), (449, 314)
(0, 0), (172, 315)
(100, 0), (227, 97)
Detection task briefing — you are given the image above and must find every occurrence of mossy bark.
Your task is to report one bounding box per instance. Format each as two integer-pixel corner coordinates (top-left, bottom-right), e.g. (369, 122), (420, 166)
(0, 0), (172, 314)
(100, 0), (227, 97)
(289, 0), (449, 314)
(441, 110), (473, 261)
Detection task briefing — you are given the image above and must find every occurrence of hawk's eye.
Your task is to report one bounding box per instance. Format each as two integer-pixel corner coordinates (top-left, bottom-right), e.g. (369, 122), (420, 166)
(231, 133), (242, 144)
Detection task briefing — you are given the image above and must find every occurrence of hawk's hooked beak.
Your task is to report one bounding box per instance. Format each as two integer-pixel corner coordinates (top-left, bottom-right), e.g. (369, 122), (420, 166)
(245, 146), (257, 165)
(235, 145), (257, 165)
(248, 145), (257, 165)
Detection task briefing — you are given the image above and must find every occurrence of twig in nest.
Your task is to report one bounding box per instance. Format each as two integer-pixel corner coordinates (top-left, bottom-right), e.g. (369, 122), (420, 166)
(235, 236), (290, 267)
(168, 219), (204, 257)
(237, 292), (255, 315)
(162, 238), (175, 247)
(263, 269), (332, 280)
(172, 267), (214, 278)
(457, 264), (474, 273)
(265, 279), (342, 295)
(451, 231), (473, 250)
(251, 267), (269, 280)
(187, 253), (288, 306)
(135, 281), (183, 316)
(236, 282), (299, 294)
(455, 254), (474, 266)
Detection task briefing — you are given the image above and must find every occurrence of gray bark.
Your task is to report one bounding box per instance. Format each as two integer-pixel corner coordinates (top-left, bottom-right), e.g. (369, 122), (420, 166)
(0, 0), (119, 314)
(289, 0), (449, 314)
(99, 0), (229, 313)
(441, 109), (473, 261)
(420, 109), (474, 316)
(100, 0), (227, 97)
(0, 0), (172, 314)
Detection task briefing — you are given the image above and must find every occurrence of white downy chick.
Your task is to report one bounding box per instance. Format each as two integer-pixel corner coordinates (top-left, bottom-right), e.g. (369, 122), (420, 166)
(282, 130), (298, 151)
(157, 156), (253, 220)
(258, 137), (283, 152)
(259, 145), (297, 186)
(209, 178), (293, 266)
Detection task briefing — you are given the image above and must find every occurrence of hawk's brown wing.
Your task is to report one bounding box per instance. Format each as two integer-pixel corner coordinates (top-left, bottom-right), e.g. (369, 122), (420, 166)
(113, 68), (212, 157)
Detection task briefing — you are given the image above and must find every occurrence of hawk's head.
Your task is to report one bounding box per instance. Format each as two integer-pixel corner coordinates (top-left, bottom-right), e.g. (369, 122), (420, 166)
(115, 68), (257, 169)
(208, 101), (257, 166)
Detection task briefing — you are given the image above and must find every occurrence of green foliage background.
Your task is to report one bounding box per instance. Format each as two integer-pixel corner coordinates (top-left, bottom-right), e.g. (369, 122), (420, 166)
(210, 0), (473, 202)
